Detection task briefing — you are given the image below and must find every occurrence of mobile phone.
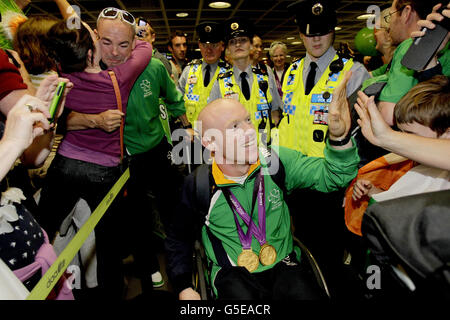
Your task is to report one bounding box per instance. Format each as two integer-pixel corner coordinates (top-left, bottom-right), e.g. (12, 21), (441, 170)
(48, 81), (66, 123)
(138, 18), (147, 27)
(401, 10), (449, 71)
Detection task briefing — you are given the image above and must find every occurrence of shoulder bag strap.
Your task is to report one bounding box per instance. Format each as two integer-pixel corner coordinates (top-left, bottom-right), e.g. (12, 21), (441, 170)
(107, 71), (124, 162)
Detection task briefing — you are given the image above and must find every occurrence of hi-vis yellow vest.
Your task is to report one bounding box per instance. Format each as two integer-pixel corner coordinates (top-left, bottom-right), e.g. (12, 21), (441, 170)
(184, 60), (229, 123)
(278, 55), (353, 157)
(218, 70), (273, 131)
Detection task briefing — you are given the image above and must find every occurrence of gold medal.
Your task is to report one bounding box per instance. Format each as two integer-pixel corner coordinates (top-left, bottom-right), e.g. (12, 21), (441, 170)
(237, 249), (259, 272)
(259, 243), (277, 266)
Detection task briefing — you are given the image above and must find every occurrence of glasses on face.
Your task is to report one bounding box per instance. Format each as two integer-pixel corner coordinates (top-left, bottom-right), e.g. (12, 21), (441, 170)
(384, 6), (405, 24)
(199, 42), (221, 49)
(98, 7), (136, 26)
(228, 37), (249, 46)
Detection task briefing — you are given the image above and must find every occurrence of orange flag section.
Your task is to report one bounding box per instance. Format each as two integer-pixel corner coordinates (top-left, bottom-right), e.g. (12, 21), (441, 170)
(344, 153), (415, 236)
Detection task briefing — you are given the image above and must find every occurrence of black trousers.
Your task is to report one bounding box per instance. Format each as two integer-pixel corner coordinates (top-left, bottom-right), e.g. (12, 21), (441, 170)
(37, 154), (125, 299)
(215, 253), (327, 300)
(287, 188), (347, 298)
(125, 140), (184, 279)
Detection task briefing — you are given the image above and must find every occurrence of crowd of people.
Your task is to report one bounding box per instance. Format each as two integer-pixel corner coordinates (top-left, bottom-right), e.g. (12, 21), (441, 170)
(0, 0), (449, 302)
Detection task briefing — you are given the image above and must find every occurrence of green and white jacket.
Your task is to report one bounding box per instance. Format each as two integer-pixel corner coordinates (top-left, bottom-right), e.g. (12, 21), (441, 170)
(165, 139), (359, 295)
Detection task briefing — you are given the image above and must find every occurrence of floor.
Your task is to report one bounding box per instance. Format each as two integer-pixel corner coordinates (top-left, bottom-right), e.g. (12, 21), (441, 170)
(122, 237), (174, 300)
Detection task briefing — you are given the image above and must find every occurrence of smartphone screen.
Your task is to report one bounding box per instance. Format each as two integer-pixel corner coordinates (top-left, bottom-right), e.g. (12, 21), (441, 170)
(138, 19), (147, 27)
(48, 82), (66, 123)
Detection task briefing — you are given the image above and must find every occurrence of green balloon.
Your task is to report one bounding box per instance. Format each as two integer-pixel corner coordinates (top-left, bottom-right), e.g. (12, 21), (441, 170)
(354, 27), (379, 56)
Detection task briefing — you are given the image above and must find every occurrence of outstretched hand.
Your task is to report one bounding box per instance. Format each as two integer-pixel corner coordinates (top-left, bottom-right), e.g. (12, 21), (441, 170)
(327, 70), (352, 140)
(354, 90), (393, 147)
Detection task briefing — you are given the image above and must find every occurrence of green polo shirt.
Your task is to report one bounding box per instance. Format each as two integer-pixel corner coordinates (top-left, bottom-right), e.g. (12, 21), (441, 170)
(378, 38), (417, 103)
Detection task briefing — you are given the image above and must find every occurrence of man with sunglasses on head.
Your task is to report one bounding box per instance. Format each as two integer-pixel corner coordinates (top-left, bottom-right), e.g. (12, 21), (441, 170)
(56, 1), (190, 296)
(57, 4), (139, 134)
(208, 18), (282, 134)
(94, 8), (191, 294)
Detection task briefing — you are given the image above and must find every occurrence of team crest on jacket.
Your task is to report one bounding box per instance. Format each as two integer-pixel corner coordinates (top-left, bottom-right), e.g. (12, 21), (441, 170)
(140, 79), (152, 98)
(268, 188), (282, 210)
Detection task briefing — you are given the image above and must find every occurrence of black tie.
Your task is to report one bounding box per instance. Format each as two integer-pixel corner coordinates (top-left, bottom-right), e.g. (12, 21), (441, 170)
(305, 62), (317, 95)
(203, 65), (211, 87)
(240, 72), (250, 100)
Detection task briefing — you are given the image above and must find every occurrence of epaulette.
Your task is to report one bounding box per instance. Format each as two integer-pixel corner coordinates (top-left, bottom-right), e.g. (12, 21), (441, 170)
(218, 60), (231, 69)
(290, 57), (303, 71)
(188, 59), (202, 66)
(252, 62), (268, 76)
(218, 70), (233, 79)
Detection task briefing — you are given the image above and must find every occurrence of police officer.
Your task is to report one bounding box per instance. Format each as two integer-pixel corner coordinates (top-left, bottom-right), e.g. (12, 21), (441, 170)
(178, 21), (228, 124)
(278, 0), (370, 157)
(278, 0), (370, 299)
(208, 18), (282, 136)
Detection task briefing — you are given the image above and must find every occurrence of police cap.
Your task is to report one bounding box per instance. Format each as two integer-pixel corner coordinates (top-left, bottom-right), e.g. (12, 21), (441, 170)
(223, 18), (254, 42)
(289, 0), (337, 36)
(196, 21), (224, 43)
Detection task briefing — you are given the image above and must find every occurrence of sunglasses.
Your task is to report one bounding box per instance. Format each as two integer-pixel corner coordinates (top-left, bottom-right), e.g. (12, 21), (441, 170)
(98, 7), (136, 26)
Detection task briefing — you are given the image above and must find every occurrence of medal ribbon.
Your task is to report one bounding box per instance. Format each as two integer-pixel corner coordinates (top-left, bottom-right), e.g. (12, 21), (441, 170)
(222, 171), (267, 250)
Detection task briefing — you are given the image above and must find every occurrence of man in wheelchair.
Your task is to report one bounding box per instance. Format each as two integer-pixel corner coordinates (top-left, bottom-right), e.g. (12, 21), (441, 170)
(165, 71), (359, 300)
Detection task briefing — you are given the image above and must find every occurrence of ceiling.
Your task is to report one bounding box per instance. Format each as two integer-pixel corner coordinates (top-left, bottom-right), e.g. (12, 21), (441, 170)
(26, 0), (393, 61)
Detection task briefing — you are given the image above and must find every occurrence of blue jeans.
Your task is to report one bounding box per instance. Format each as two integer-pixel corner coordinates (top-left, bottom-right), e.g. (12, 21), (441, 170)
(37, 154), (124, 298)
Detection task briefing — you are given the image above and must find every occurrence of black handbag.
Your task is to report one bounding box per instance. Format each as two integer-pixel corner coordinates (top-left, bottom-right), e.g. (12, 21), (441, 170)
(362, 190), (450, 299)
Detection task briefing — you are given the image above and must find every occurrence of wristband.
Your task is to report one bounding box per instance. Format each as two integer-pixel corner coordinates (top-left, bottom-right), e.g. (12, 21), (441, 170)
(327, 132), (351, 146)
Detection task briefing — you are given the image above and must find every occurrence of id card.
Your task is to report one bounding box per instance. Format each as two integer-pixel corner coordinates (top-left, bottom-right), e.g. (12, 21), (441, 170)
(188, 76), (197, 84)
(311, 106), (328, 125)
(224, 91), (239, 100)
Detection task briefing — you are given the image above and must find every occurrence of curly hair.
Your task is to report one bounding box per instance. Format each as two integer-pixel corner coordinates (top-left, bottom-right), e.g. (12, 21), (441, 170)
(13, 16), (60, 75)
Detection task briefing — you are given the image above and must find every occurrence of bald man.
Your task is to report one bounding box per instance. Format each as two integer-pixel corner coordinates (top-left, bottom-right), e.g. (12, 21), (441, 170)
(165, 73), (361, 300)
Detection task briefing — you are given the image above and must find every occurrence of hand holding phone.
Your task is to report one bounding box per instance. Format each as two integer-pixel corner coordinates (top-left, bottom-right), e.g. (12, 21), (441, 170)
(402, 6), (449, 71)
(48, 81), (66, 123)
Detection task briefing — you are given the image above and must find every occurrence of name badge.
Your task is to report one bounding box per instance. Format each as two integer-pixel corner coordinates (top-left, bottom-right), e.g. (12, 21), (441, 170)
(311, 93), (332, 104)
(257, 104), (270, 111)
(188, 76), (197, 84)
(224, 91), (239, 100)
